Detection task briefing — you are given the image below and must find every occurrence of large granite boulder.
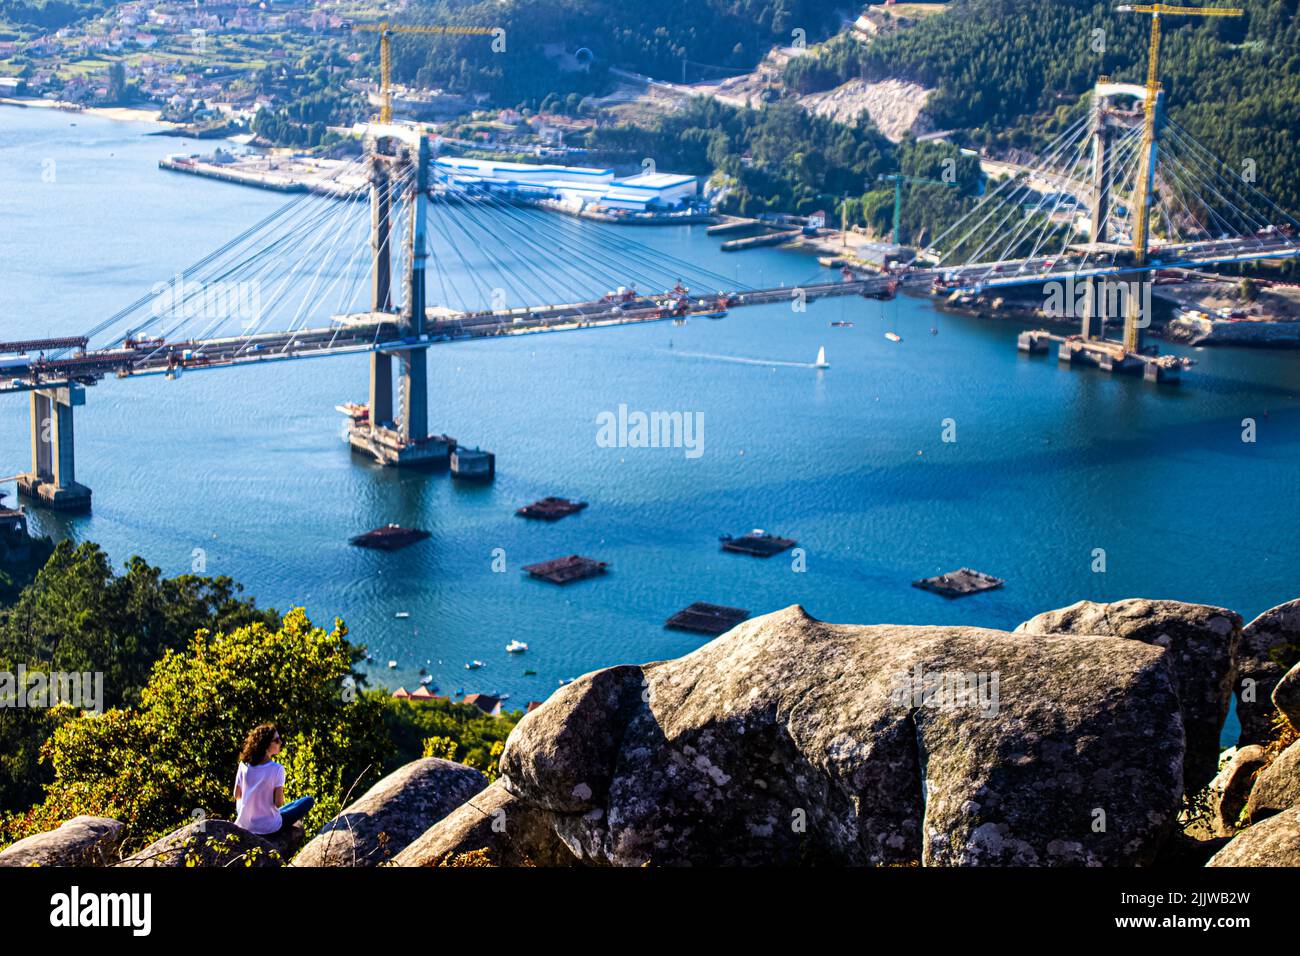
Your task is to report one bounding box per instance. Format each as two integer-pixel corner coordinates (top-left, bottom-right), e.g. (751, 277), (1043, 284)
(1204, 746), (1268, 837)
(293, 758), (487, 867)
(1236, 599), (1300, 747)
(392, 781), (576, 867)
(0, 816), (124, 867)
(120, 820), (282, 867)
(1245, 740), (1300, 823)
(499, 605), (1186, 866)
(1272, 660), (1300, 730)
(1207, 805), (1300, 867)
(1015, 598), (1240, 793)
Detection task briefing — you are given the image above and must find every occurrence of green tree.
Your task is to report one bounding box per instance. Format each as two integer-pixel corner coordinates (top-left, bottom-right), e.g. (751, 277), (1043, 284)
(1, 608), (389, 851)
(0, 541), (276, 813)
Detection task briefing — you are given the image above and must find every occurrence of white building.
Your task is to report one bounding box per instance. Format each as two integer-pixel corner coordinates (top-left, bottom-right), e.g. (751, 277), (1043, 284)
(432, 157), (697, 212)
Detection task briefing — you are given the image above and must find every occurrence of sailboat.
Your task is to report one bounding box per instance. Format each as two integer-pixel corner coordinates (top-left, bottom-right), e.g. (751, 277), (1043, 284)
(813, 346), (829, 369)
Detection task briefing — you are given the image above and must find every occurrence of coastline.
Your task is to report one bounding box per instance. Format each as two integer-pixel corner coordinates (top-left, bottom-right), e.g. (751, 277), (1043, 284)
(0, 96), (173, 127)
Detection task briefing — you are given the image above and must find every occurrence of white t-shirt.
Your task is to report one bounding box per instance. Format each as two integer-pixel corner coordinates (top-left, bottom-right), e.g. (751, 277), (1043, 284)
(233, 760), (286, 835)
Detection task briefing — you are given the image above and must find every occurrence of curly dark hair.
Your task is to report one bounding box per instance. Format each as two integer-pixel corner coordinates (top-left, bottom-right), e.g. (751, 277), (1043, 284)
(239, 723), (279, 766)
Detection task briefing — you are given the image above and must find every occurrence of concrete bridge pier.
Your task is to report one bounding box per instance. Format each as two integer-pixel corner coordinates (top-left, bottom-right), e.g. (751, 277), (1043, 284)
(17, 385), (91, 512)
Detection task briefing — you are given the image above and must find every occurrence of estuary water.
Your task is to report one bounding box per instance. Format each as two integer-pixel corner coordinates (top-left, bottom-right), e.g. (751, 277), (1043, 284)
(1, 105), (1297, 737)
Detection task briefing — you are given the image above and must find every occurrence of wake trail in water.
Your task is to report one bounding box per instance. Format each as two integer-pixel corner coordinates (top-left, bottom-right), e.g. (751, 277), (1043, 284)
(659, 349), (819, 369)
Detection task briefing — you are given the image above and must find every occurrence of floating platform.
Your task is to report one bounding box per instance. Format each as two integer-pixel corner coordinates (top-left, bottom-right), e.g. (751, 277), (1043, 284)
(450, 446), (495, 482)
(912, 567), (1004, 598)
(522, 554), (608, 584)
(517, 497), (588, 521)
(665, 602), (751, 636)
(720, 530), (797, 557)
(349, 524), (431, 550)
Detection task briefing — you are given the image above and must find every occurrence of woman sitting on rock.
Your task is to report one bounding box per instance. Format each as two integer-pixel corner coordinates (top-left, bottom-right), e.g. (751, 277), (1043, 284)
(233, 723), (314, 836)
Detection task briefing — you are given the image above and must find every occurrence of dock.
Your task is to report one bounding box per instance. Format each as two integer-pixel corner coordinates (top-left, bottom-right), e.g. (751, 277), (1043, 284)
(720, 530), (797, 557)
(1017, 330), (1185, 382)
(707, 217), (762, 236)
(522, 554), (608, 584)
(912, 567), (1004, 598)
(517, 497), (588, 520)
(665, 602), (750, 635)
(720, 229), (802, 252)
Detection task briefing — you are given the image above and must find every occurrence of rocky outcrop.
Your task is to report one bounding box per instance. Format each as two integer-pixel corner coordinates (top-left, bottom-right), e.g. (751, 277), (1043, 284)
(392, 781), (576, 867)
(1245, 740), (1300, 823)
(1207, 805), (1300, 867)
(120, 820), (283, 868)
(1236, 599), (1300, 746)
(1015, 598), (1240, 793)
(0, 816), (124, 867)
(293, 758), (487, 867)
(498, 605), (1185, 866)
(799, 78), (935, 142)
(1272, 660), (1300, 729)
(1205, 746), (1268, 837)
(1164, 316), (1300, 347)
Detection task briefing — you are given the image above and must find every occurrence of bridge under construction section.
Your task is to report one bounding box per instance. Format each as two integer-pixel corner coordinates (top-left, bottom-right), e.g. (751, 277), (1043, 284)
(5, 54), (1299, 511)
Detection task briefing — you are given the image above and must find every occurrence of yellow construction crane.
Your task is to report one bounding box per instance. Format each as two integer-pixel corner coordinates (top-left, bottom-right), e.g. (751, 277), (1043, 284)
(1115, 3), (1243, 348)
(354, 21), (495, 124)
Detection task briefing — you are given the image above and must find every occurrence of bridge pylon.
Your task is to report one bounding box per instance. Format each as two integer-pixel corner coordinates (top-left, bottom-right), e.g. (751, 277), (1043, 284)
(346, 133), (454, 467)
(17, 384), (91, 512)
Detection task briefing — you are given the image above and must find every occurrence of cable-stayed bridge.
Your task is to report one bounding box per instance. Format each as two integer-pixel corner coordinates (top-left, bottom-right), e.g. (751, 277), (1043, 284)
(6, 74), (1299, 511)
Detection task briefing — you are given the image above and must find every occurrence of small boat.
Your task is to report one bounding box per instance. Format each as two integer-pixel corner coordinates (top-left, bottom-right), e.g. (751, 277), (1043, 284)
(813, 346), (829, 369)
(419, 675), (433, 686)
(506, 640), (528, 653)
(559, 677), (574, 686)
(387, 660), (398, 669)
(394, 611), (410, 619)
(455, 687), (464, 696)
(885, 331), (902, 343)
(523, 668), (537, 676)
(929, 327), (938, 335)
(499, 693), (511, 702)
(465, 660), (485, 670)
(830, 320), (854, 328)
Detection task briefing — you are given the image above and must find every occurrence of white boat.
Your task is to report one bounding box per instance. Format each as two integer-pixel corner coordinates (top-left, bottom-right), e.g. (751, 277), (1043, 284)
(885, 331), (902, 343)
(394, 611), (410, 619)
(506, 640), (528, 653)
(813, 346), (829, 368)
(387, 660), (398, 668)
(465, 660), (485, 670)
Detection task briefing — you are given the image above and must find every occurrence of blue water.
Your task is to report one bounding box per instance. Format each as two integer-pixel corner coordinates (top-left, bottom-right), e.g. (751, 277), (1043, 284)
(1, 106), (1297, 733)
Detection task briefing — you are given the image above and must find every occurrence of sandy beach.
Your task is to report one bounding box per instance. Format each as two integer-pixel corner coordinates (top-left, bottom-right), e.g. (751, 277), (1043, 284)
(1, 96), (172, 127)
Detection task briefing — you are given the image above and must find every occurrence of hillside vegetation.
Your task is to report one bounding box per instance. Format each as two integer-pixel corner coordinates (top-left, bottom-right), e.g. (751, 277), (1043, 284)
(786, 0), (1300, 215)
